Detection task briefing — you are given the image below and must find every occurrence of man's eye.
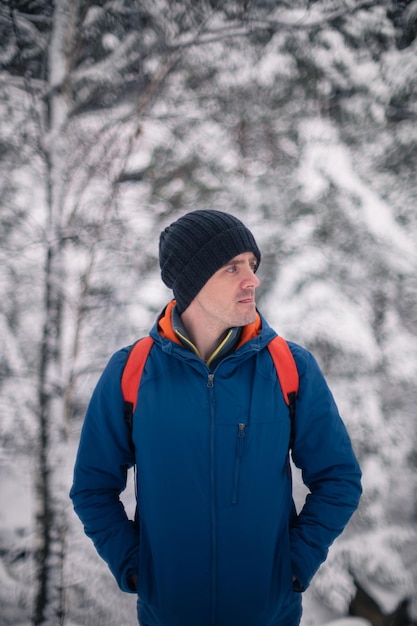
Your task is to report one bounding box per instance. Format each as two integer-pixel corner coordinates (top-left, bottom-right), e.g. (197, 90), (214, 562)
(226, 266), (236, 273)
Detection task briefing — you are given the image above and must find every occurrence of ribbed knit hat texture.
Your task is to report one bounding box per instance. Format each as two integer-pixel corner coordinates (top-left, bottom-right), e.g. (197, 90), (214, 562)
(159, 210), (261, 314)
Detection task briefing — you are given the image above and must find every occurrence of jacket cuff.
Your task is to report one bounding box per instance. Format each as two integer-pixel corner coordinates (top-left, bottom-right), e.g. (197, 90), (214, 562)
(125, 568), (138, 593)
(292, 578), (305, 593)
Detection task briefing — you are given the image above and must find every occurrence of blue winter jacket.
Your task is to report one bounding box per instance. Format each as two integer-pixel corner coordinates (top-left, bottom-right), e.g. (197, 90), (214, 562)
(70, 304), (362, 626)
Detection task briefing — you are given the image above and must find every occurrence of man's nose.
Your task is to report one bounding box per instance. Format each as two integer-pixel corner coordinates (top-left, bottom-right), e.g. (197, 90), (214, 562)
(241, 267), (260, 289)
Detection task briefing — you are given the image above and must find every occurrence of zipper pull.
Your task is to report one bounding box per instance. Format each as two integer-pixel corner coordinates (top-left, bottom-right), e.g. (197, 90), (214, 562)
(207, 373), (214, 388)
(232, 423), (247, 505)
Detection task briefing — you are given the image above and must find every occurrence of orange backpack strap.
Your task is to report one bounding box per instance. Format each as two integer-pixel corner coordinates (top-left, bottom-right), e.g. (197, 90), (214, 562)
(121, 336), (154, 432)
(267, 336), (299, 407)
(267, 336), (299, 448)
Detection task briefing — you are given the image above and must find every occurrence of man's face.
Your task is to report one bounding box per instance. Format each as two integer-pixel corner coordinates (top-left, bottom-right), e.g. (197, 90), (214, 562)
(189, 252), (260, 333)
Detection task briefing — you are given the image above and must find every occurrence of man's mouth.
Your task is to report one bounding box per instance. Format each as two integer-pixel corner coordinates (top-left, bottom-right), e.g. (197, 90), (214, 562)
(238, 295), (255, 304)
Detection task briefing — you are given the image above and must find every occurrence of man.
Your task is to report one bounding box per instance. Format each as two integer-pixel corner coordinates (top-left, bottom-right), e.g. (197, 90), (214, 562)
(70, 209), (362, 626)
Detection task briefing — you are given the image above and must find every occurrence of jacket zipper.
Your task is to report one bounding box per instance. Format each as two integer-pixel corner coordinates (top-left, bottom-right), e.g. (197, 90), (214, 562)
(208, 371), (216, 626)
(232, 423), (246, 505)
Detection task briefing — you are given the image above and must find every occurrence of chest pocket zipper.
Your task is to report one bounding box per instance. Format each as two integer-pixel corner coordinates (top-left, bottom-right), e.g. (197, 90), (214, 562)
(232, 423), (247, 505)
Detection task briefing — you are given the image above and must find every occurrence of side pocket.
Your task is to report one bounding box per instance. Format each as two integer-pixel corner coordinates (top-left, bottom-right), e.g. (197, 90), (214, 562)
(232, 423), (247, 505)
(137, 520), (155, 603)
(286, 453), (292, 480)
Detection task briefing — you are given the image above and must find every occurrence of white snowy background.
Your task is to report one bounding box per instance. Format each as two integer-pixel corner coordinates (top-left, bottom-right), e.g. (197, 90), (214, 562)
(1, 2), (417, 625)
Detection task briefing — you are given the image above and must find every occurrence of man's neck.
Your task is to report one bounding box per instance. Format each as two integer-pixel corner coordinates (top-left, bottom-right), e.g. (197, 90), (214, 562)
(180, 308), (227, 361)
(171, 304), (242, 369)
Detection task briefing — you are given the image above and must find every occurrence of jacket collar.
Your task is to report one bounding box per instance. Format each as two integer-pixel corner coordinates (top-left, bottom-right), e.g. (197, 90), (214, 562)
(157, 300), (262, 368)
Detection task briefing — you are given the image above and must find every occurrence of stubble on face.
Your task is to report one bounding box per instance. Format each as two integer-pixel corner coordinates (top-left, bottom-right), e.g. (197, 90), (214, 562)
(192, 253), (259, 332)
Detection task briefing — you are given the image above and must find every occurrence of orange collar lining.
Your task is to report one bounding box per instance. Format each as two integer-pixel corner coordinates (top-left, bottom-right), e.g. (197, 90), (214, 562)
(158, 300), (261, 350)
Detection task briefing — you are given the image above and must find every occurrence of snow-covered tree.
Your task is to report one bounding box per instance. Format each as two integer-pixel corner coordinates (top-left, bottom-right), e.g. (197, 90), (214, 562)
(0, 1), (416, 624)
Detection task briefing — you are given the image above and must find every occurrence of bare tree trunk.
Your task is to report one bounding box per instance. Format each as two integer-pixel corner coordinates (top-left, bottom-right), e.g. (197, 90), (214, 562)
(33, 2), (76, 623)
(33, 228), (66, 625)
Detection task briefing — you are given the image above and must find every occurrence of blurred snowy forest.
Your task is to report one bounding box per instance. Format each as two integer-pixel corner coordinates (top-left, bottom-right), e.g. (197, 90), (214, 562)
(0, 1), (416, 625)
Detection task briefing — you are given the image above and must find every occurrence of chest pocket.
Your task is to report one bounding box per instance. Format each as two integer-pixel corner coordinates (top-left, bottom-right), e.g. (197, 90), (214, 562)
(214, 361), (293, 506)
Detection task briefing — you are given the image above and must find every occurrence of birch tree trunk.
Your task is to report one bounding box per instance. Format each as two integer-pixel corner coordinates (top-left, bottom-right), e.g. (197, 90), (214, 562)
(33, 2), (76, 623)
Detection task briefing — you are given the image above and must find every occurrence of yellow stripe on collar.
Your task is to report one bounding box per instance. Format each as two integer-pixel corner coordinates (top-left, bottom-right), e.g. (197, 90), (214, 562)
(206, 329), (233, 367)
(175, 328), (234, 367)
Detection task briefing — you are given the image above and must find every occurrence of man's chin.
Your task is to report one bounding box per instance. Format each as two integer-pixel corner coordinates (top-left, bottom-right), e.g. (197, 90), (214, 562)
(236, 308), (257, 326)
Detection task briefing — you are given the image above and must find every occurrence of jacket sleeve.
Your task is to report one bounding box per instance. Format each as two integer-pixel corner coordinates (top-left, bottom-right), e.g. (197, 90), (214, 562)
(288, 343), (362, 591)
(69, 348), (138, 593)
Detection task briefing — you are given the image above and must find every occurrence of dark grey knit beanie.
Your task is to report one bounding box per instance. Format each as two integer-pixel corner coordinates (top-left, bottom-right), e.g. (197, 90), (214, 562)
(159, 210), (261, 314)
